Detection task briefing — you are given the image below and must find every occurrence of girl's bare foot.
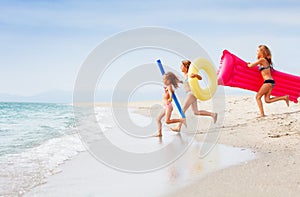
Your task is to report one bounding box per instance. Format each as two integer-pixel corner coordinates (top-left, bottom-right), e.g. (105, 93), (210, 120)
(285, 95), (290, 107)
(212, 113), (218, 123)
(259, 114), (266, 118)
(153, 132), (162, 137)
(181, 118), (187, 128)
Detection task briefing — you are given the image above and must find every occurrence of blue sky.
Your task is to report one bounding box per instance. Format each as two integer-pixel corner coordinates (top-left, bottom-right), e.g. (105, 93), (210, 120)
(1, 0), (300, 99)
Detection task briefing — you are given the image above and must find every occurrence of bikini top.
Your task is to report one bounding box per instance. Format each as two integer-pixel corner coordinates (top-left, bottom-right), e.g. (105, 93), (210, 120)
(258, 65), (271, 71)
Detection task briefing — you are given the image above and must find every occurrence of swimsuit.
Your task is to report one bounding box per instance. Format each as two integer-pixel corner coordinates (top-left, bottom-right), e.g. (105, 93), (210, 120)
(186, 91), (194, 96)
(164, 102), (173, 110)
(163, 87), (173, 110)
(258, 65), (275, 88)
(258, 65), (271, 71)
(183, 76), (194, 96)
(264, 79), (275, 88)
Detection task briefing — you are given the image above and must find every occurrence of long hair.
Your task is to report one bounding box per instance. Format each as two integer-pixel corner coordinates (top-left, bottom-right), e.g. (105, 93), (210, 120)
(259, 45), (273, 66)
(163, 72), (181, 89)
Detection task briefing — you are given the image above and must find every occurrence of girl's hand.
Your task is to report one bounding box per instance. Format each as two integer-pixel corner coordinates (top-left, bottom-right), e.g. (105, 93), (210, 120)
(190, 73), (202, 80)
(168, 98), (172, 103)
(190, 73), (196, 78)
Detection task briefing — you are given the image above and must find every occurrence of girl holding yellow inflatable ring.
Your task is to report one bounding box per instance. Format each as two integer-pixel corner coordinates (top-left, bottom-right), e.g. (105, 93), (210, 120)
(171, 60), (217, 132)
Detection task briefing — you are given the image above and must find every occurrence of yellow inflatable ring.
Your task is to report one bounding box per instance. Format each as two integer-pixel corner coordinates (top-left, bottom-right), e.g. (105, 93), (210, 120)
(188, 58), (217, 101)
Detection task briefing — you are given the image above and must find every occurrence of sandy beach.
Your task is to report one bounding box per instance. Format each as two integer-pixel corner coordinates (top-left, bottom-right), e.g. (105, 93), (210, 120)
(25, 94), (300, 197)
(165, 94), (300, 197)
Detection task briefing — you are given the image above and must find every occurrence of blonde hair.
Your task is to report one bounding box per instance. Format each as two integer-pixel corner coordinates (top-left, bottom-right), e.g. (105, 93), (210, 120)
(163, 72), (181, 88)
(259, 45), (273, 66)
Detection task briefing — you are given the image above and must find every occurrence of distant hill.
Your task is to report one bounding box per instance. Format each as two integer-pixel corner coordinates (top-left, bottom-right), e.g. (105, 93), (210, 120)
(0, 87), (252, 103)
(0, 89), (162, 103)
(0, 90), (73, 103)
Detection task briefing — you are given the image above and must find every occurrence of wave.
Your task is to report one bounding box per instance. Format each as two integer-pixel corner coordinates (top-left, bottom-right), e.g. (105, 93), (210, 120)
(0, 133), (85, 196)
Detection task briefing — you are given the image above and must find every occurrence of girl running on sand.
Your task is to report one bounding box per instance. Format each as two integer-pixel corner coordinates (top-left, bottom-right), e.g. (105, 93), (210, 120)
(171, 60), (217, 132)
(155, 72), (186, 137)
(247, 45), (289, 117)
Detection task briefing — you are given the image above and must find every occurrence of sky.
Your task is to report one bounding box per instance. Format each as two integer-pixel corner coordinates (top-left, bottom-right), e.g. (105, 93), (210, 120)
(1, 0), (300, 101)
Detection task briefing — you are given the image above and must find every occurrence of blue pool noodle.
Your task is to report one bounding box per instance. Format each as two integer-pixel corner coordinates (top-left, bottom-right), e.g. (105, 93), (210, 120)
(156, 59), (186, 118)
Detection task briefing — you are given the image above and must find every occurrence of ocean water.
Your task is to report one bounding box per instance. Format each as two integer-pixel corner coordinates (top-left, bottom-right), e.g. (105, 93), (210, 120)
(0, 102), (85, 196)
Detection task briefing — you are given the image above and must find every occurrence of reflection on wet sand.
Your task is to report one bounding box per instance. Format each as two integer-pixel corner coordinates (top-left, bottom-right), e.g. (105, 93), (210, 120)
(25, 127), (255, 197)
(158, 132), (255, 188)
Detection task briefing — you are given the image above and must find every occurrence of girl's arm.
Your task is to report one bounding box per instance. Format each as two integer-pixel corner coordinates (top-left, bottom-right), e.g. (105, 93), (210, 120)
(247, 58), (266, 68)
(190, 73), (202, 80)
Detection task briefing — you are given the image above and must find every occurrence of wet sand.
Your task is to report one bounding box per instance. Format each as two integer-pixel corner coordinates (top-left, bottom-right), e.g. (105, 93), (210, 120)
(25, 95), (300, 196)
(25, 133), (255, 197)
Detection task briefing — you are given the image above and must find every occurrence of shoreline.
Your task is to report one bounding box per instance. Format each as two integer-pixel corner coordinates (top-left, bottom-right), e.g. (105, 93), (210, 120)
(24, 95), (300, 196)
(25, 141), (255, 197)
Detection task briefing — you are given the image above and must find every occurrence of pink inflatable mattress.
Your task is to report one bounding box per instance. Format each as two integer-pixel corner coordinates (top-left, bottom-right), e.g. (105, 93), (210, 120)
(218, 50), (300, 103)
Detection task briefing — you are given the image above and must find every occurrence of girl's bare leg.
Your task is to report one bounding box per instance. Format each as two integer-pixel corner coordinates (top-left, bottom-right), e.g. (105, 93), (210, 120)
(171, 94), (196, 131)
(154, 109), (165, 137)
(265, 90), (289, 106)
(165, 107), (185, 125)
(256, 84), (290, 118)
(286, 95), (290, 107)
(191, 101), (218, 123)
(256, 84), (272, 117)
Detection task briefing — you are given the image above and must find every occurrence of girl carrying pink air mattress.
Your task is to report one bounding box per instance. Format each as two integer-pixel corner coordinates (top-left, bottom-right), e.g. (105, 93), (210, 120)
(218, 45), (300, 117)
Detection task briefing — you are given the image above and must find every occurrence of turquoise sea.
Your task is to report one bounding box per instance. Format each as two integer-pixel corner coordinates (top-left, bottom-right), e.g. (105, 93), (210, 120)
(0, 102), (85, 196)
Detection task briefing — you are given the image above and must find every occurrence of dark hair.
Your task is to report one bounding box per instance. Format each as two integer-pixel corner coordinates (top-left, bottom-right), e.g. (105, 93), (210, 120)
(181, 60), (191, 71)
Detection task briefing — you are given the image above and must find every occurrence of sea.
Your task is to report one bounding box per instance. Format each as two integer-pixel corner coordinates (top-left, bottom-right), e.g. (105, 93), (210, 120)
(0, 101), (156, 196)
(0, 102), (85, 196)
